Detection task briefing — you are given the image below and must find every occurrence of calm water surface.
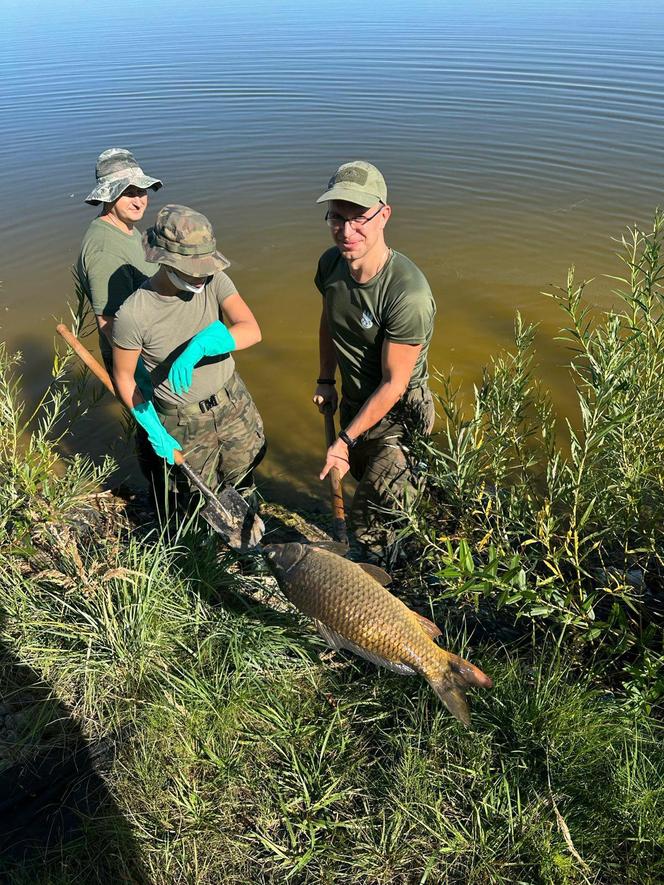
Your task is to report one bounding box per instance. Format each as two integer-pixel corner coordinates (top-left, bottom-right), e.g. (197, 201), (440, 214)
(1, 0), (663, 507)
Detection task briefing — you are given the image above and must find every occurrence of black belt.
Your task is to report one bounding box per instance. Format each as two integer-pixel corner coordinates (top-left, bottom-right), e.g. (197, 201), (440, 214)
(154, 387), (227, 416)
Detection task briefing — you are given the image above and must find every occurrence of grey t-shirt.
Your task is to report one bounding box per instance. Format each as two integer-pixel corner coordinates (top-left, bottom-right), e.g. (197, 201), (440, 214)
(113, 273), (237, 406)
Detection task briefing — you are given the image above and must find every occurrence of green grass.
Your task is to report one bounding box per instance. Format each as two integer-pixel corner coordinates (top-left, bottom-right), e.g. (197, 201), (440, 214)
(1, 221), (663, 883)
(2, 539), (662, 883)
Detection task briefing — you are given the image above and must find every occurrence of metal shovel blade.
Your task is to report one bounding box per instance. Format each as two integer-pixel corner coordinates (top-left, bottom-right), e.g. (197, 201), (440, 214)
(200, 486), (265, 551)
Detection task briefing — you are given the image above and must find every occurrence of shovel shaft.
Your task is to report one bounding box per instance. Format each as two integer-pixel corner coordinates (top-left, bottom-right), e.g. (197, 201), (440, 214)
(323, 405), (348, 545)
(56, 324), (115, 395)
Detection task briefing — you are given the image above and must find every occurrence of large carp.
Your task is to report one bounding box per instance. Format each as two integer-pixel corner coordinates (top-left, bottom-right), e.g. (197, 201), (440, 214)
(263, 542), (492, 726)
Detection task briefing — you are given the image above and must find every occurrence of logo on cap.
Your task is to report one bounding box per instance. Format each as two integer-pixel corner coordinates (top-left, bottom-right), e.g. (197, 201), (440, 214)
(330, 166), (369, 188)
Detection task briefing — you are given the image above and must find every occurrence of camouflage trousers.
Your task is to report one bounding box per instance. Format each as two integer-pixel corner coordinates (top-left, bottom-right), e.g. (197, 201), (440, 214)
(340, 385), (435, 562)
(154, 371), (266, 510)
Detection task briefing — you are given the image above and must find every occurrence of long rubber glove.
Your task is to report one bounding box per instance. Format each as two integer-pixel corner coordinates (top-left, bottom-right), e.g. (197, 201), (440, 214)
(131, 400), (182, 465)
(168, 320), (236, 395)
(134, 357), (154, 401)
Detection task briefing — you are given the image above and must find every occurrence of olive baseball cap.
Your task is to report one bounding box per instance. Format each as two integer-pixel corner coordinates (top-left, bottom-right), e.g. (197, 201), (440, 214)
(316, 160), (387, 209)
(85, 148), (162, 205)
(143, 204), (230, 276)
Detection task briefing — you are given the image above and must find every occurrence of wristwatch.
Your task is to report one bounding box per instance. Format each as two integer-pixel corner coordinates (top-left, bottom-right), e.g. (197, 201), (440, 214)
(338, 429), (357, 448)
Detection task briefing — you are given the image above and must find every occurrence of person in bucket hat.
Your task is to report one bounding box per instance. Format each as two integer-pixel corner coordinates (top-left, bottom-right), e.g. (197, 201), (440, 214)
(112, 205), (265, 506)
(76, 147), (164, 486)
(312, 161), (437, 565)
(84, 147), (162, 207)
(77, 149), (163, 347)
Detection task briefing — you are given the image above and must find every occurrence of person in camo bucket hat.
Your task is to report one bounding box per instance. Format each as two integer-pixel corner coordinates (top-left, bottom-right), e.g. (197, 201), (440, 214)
(312, 160), (437, 565)
(112, 204), (266, 510)
(85, 148), (162, 205)
(143, 204), (230, 277)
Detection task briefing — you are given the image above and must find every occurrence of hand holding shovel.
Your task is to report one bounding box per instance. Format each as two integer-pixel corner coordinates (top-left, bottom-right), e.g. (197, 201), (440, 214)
(322, 404), (349, 546)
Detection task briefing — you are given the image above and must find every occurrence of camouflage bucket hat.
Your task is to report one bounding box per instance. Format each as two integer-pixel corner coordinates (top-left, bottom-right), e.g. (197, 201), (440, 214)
(316, 160), (387, 209)
(85, 148), (162, 206)
(143, 204), (230, 276)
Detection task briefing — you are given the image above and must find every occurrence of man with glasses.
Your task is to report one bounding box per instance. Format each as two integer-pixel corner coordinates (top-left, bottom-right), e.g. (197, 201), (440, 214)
(313, 160), (436, 564)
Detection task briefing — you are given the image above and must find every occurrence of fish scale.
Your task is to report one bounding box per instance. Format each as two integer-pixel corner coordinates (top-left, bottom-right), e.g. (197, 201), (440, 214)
(264, 542), (493, 725)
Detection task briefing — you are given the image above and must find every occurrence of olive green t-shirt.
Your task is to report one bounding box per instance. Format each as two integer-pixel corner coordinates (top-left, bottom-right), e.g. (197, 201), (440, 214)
(314, 248), (436, 403)
(77, 218), (154, 317)
(77, 218), (154, 363)
(113, 273), (238, 407)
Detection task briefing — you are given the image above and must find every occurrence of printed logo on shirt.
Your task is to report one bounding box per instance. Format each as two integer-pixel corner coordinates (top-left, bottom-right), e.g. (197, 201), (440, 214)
(360, 309), (375, 329)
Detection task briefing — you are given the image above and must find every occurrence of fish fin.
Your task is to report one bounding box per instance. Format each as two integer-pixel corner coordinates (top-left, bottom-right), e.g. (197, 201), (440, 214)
(425, 652), (493, 727)
(314, 621), (416, 675)
(413, 612), (442, 639)
(357, 563), (392, 586)
(311, 540), (350, 556)
(446, 652), (493, 689)
(314, 620), (344, 650)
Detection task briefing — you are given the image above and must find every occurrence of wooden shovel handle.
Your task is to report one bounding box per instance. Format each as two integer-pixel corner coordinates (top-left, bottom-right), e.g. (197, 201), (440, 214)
(323, 404), (348, 543)
(57, 323), (115, 394)
(56, 323), (184, 466)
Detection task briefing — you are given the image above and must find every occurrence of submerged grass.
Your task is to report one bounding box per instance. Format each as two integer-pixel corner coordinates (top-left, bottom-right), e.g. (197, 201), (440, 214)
(1, 220), (663, 883)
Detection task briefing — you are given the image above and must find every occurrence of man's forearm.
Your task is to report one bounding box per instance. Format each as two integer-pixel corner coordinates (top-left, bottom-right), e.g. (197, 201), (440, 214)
(343, 379), (406, 439)
(319, 311), (337, 378)
(318, 379), (406, 481)
(97, 315), (114, 344)
(113, 371), (143, 411)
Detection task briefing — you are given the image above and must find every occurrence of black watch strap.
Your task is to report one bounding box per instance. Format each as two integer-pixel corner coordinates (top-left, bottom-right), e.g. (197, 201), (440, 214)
(316, 377), (336, 385)
(338, 429), (357, 448)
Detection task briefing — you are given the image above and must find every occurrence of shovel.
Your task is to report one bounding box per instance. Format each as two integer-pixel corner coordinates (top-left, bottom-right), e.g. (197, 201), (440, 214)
(322, 403), (349, 546)
(56, 324), (264, 551)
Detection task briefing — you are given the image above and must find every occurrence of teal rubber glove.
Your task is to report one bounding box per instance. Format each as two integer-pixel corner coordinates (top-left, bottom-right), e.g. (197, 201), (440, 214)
(134, 357), (154, 401)
(131, 400), (182, 465)
(168, 320), (236, 395)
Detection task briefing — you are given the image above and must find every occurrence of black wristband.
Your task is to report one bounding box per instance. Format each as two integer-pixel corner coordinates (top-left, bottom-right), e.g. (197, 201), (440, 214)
(338, 429), (357, 448)
(316, 378), (336, 385)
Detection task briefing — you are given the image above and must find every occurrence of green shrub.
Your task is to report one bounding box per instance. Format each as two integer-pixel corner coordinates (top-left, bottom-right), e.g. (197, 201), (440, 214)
(406, 215), (664, 707)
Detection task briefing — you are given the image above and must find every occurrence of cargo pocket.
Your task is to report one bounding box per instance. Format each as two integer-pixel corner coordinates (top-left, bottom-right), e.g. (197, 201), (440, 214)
(222, 373), (266, 466)
(400, 387), (435, 435)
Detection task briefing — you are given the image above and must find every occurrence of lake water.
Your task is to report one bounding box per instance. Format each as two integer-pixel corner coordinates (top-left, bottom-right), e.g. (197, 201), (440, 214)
(2, 0), (663, 508)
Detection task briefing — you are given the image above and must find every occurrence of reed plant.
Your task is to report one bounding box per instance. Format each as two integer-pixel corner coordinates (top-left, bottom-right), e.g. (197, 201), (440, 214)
(405, 215), (664, 710)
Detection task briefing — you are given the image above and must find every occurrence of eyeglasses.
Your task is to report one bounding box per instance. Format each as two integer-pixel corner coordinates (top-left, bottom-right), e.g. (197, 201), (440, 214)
(325, 203), (384, 231)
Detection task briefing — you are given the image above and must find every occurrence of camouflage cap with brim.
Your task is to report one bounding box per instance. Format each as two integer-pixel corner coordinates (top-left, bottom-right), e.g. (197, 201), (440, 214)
(85, 147), (163, 205)
(143, 204), (230, 276)
(316, 160), (387, 209)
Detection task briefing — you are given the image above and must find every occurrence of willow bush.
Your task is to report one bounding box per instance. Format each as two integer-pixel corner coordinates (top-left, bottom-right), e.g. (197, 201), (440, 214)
(409, 214), (664, 706)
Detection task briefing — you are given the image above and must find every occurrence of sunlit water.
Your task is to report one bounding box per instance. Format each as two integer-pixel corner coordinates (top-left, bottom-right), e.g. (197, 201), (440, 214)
(2, 0), (663, 508)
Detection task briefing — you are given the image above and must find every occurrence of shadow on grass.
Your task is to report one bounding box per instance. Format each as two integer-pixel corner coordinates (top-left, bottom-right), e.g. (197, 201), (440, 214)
(0, 607), (147, 885)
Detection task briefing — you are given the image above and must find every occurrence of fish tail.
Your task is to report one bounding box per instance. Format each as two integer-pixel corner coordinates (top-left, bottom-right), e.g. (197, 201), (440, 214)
(425, 651), (493, 727)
